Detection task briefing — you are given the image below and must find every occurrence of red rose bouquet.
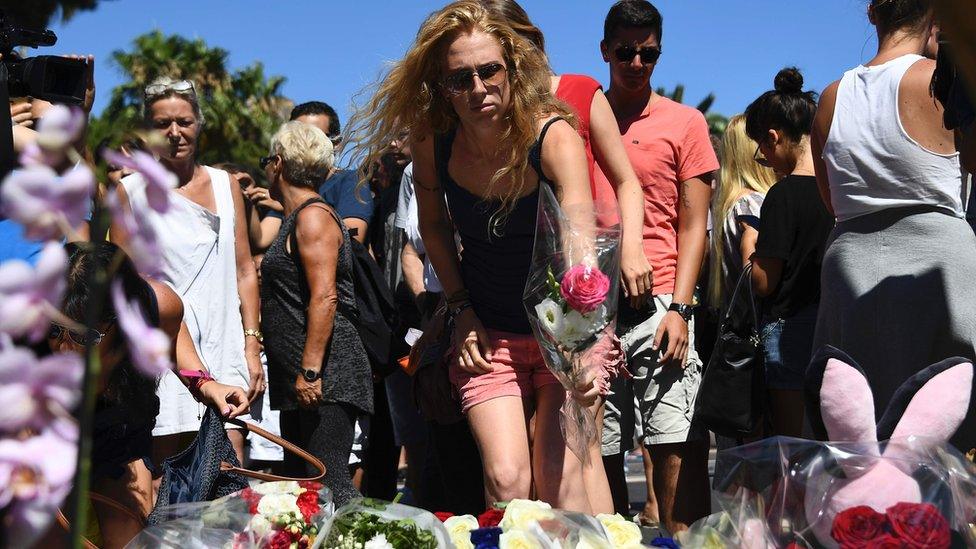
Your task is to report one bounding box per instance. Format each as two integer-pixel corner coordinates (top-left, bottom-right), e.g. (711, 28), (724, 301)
(126, 481), (334, 548)
(523, 183), (621, 463)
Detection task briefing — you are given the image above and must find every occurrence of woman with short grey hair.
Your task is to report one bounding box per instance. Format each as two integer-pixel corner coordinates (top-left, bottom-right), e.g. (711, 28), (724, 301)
(260, 121), (373, 505)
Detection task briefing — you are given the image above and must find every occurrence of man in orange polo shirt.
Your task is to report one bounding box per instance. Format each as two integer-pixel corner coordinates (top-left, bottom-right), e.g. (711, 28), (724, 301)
(595, 0), (718, 534)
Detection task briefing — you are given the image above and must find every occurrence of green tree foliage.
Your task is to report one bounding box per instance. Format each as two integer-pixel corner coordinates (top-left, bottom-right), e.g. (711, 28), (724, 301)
(88, 31), (291, 168)
(0, 0), (107, 32)
(655, 84), (728, 137)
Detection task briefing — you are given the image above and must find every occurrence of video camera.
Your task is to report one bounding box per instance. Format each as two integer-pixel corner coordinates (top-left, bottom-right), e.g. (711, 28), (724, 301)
(0, 10), (87, 106)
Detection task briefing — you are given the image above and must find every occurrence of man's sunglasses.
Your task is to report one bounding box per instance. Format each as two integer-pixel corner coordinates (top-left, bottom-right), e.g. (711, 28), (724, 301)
(753, 143), (772, 168)
(48, 324), (106, 346)
(441, 62), (508, 96)
(613, 45), (662, 65)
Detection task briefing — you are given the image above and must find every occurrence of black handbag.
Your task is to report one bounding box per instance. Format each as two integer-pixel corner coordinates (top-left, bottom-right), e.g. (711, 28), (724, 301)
(693, 262), (766, 438)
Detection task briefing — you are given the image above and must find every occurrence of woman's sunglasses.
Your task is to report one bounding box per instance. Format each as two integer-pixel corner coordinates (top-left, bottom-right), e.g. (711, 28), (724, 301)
(48, 324), (106, 346)
(144, 79), (195, 97)
(613, 45), (662, 65)
(260, 155), (277, 169)
(441, 62), (508, 96)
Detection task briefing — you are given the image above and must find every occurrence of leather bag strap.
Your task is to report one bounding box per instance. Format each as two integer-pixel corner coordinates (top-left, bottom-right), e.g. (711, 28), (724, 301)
(219, 416), (327, 482)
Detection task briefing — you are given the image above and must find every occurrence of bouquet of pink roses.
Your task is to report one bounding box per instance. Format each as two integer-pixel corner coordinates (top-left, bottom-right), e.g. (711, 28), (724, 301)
(523, 183), (621, 463)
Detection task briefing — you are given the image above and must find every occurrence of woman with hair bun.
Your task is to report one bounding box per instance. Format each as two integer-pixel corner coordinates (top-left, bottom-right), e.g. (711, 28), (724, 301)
(810, 0), (976, 450)
(746, 67), (834, 438)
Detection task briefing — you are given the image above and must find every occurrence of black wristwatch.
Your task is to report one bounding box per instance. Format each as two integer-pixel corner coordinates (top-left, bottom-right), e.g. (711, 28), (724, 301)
(302, 368), (322, 382)
(667, 302), (694, 322)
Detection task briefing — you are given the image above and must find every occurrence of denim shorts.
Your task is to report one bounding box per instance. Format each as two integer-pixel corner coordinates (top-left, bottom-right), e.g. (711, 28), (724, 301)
(760, 305), (819, 391)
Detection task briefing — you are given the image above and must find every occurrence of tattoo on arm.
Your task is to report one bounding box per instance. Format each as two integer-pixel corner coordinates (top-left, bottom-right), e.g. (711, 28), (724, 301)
(681, 180), (692, 209)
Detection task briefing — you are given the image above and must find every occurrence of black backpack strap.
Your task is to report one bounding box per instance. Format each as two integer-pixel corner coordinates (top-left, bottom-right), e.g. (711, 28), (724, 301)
(528, 116), (565, 184)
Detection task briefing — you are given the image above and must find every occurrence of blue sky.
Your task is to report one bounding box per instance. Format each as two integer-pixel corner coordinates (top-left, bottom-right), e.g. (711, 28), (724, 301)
(43, 0), (881, 123)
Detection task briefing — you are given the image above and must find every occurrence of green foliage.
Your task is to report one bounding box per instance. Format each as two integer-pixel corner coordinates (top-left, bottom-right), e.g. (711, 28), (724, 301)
(88, 30), (291, 169)
(324, 507), (438, 549)
(656, 84), (728, 137)
(0, 0), (108, 32)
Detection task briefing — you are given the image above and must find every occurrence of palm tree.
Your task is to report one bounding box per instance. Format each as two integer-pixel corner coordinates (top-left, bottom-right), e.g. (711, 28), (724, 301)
(1, 0), (109, 32)
(89, 31), (290, 168)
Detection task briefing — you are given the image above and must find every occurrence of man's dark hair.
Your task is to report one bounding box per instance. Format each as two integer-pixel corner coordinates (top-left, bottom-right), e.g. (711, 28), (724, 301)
(603, 0), (663, 43)
(289, 101), (341, 137)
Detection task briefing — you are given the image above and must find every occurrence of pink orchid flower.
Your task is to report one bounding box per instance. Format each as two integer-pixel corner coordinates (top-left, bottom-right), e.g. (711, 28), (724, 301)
(18, 105), (86, 169)
(105, 189), (163, 277)
(0, 243), (68, 341)
(0, 164), (93, 241)
(0, 423), (77, 547)
(102, 149), (176, 213)
(0, 340), (82, 433)
(111, 280), (172, 377)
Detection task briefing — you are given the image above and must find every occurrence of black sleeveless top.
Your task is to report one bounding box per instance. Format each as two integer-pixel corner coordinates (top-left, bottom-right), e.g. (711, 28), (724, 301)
(436, 118), (561, 334)
(260, 197), (373, 414)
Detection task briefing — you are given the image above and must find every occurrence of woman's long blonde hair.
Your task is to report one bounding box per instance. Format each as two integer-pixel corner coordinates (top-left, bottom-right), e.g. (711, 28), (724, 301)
(708, 114), (777, 308)
(345, 0), (573, 218)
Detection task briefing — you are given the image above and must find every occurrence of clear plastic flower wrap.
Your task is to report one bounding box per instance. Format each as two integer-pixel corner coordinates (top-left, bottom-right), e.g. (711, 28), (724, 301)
(314, 498), (452, 548)
(523, 183), (621, 463)
(126, 481), (334, 548)
(683, 436), (976, 548)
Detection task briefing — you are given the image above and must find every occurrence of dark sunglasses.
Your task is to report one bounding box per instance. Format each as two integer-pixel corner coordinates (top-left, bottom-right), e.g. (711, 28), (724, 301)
(260, 155), (277, 169)
(613, 45), (662, 65)
(441, 62), (508, 96)
(753, 143), (772, 167)
(48, 324), (106, 346)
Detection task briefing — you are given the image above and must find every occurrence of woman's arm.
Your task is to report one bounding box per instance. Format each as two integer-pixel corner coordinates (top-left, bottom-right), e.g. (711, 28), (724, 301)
(738, 222), (759, 268)
(751, 256), (783, 298)
(229, 178), (265, 402)
(588, 91), (653, 306)
(540, 118), (597, 267)
(812, 81), (839, 216)
(149, 279), (249, 417)
(292, 205), (343, 408)
(412, 136), (492, 373)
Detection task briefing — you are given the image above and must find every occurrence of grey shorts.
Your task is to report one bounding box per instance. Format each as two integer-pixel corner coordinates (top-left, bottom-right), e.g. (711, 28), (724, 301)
(617, 294), (705, 446)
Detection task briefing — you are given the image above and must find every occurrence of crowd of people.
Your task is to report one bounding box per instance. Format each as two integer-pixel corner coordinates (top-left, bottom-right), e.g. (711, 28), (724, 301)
(2, 0), (975, 547)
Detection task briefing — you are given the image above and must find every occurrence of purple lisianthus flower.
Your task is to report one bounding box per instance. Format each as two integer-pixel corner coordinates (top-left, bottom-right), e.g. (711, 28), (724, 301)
(0, 164), (94, 241)
(102, 149), (176, 213)
(111, 280), (172, 377)
(106, 189), (163, 277)
(0, 243), (68, 341)
(0, 423), (77, 547)
(18, 105), (85, 169)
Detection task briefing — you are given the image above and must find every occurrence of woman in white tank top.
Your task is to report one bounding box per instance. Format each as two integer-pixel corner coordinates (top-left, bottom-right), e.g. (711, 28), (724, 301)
(112, 77), (265, 465)
(810, 0), (976, 452)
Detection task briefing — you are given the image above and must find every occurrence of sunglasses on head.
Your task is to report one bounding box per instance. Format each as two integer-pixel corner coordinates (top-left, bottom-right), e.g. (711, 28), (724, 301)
(613, 45), (662, 65)
(48, 324), (106, 347)
(144, 79), (195, 97)
(441, 62), (508, 96)
(260, 155), (277, 169)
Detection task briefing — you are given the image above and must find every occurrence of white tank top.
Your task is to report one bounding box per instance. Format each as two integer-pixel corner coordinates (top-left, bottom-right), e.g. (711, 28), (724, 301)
(823, 54), (965, 222)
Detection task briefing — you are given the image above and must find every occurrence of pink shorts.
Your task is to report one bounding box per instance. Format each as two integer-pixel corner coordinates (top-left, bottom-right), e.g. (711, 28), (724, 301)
(449, 329), (560, 413)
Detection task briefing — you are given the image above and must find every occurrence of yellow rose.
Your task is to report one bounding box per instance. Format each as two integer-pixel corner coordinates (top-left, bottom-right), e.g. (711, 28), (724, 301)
(499, 529), (543, 549)
(500, 500), (553, 531)
(597, 514), (642, 547)
(443, 515), (478, 549)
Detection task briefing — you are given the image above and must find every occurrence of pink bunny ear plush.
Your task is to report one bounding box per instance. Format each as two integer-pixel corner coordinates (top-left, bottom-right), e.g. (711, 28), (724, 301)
(803, 346), (974, 548)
